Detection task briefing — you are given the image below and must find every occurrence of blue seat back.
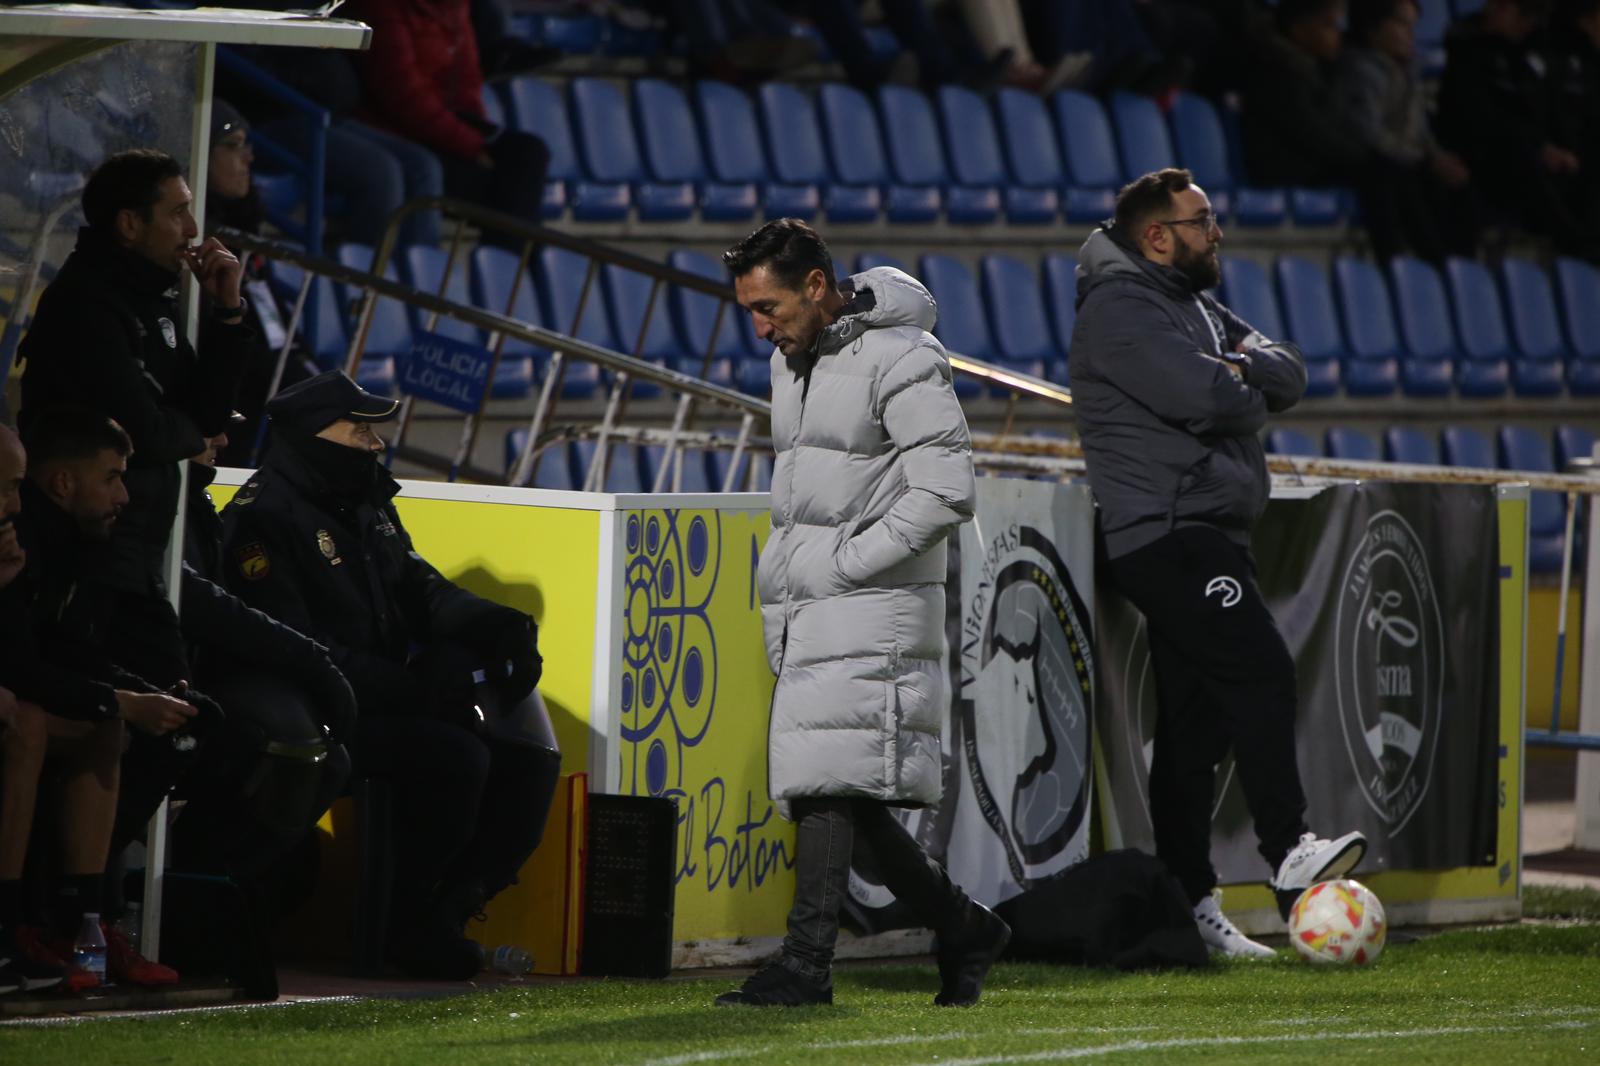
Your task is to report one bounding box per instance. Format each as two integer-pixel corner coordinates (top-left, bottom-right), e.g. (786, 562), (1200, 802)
(570, 77), (645, 182)
(695, 80), (769, 183)
(757, 83), (831, 185)
(877, 84), (951, 185)
(1169, 92), (1233, 189)
(1440, 425), (1495, 468)
(1052, 90), (1121, 187)
(1267, 428), (1320, 456)
(1443, 257), (1511, 361)
(1108, 91), (1177, 181)
(819, 82), (892, 186)
(1556, 425), (1598, 471)
(995, 87), (1065, 188)
(537, 246), (620, 350)
(1325, 427), (1378, 460)
(981, 255), (1055, 362)
(401, 245), (483, 345)
(1500, 257), (1567, 361)
(1219, 257), (1285, 340)
(481, 85), (506, 129)
(337, 242), (413, 357)
(1498, 425), (1564, 534)
(919, 253), (996, 360)
(936, 85), (1007, 186)
(856, 252), (909, 273)
(504, 77), (582, 181)
(667, 249), (744, 361)
(267, 259), (346, 364)
(471, 246), (545, 358)
(1555, 256), (1600, 360)
(633, 78), (707, 182)
(1384, 426), (1440, 464)
(1041, 253), (1079, 353)
(1276, 256), (1344, 360)
(1334, 257), (1402, 360)
(1388, 256), (1456, 360)
(603, 264), (681, 362)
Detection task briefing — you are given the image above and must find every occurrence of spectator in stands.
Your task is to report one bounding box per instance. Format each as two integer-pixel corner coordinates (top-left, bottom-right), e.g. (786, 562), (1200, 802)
(348, 0), (550, 244)
(1068, 168), (1367, 958)
(1550, 0), (1600, 200)
(1438, 0), (1600, 256)
(219, 372), (561, 980)
(168, 430), (354, 916)
(714, 220), (1007, 1008)
(793, 0), (963, 90)
(1336, 0), (1481, 261)
(954, 0), (1092, 93)
(0, 415), (195, 993)
(649, 0), (819, 79)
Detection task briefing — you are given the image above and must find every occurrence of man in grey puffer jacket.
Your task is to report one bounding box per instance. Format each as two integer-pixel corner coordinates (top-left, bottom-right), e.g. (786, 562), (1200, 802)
(714, 219), (1009, 1008)
(1071, 168), (1366, 958)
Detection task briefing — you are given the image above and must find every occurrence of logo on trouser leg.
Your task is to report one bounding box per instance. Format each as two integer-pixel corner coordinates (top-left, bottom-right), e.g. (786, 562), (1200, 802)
(1204, 575), (1242, 607)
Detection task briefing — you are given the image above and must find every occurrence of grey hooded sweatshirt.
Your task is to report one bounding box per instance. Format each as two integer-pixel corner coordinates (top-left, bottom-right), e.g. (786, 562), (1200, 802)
(756, 267), (976, 814)
(1067, 228), (1307, 559)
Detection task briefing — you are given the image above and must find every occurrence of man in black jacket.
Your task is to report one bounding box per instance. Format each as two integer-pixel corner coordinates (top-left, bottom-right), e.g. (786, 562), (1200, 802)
(1069, 168), (1365, 958)
(220, 372), (560, 980)
(0, 417), (195, 992)
(17, 148), (251, 691)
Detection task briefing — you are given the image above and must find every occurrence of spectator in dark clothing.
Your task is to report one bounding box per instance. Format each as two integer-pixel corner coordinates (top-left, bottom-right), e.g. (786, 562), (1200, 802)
(1551, 0), (1600, 179)
(798, 0), (962, 90)
(219, 372), (561, 980)
(0, 415), (196, 993)
(348, 0), (550, 244)
(1337, 0), (1481, 260)
(1438, 0), (1600, 256)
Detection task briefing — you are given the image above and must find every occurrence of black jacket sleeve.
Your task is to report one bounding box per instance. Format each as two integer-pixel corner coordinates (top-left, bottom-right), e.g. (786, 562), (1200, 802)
(0, 580), (120, 721)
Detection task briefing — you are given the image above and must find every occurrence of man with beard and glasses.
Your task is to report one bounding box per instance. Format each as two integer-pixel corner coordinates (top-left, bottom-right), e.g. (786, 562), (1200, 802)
(1068, 168), (1366, 958)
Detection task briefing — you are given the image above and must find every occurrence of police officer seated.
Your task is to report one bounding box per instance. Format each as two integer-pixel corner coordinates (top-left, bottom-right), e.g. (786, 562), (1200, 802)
(219, 371), (561, 980)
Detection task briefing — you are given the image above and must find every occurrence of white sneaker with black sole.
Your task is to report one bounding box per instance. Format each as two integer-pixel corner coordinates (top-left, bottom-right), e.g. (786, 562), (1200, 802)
(1272, 831), (1367, 901)
(1193, 891), (1277, 959)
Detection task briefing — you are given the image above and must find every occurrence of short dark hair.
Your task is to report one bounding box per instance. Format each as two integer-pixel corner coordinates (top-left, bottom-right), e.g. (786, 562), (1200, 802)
(1113, 167), (1194, 241)
(721, 218), (836, 290)
(1348, 0), (1418, 41)
(22, 407), (133, 469)
(82, 149), (184, 232)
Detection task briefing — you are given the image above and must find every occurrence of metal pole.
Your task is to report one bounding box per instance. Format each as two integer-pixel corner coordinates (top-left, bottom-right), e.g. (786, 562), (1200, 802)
(1551, 492), (1579, 733)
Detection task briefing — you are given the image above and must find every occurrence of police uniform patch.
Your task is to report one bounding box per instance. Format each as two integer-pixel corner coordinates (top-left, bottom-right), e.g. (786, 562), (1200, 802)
(317, 528), (342, 565)
(375, 513), (397, 537)
(232, 479), (262, 506)
(237, 542), (270, 581)
(158, 317), (178, 348)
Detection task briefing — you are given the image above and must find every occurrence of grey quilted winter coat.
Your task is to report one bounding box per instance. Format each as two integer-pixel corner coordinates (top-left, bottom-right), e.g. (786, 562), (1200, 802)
(756, 267), (976, 814)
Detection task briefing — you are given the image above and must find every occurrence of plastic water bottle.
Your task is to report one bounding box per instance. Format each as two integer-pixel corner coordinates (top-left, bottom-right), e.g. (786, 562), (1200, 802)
(113, 902), (142, 955)
(491, 944), (534, 975)
(74, 912), (108, 986)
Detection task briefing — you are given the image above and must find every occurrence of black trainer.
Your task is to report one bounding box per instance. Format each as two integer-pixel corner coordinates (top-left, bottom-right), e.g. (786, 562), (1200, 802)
(935, 901), (1011, 1007)
(714, 958), (833, 1007)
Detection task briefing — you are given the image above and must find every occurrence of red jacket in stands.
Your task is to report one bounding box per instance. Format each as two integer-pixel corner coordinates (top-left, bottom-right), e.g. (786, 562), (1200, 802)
(350, 0), (488, 160)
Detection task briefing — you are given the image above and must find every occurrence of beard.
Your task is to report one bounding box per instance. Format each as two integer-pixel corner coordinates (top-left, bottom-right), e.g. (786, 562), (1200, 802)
(1173, 240), (1221, 291)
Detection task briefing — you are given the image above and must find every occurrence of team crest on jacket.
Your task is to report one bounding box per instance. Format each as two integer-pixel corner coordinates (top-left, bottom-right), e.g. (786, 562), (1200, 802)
(1334, 509), (1444, 832)
(316, 529), (341, 564)
(237, 542), (270, 581)
(157, 317), (177, 348)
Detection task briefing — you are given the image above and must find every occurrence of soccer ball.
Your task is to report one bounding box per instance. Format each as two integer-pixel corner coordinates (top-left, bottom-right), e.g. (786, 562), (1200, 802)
(1288, 879), (1386, 965)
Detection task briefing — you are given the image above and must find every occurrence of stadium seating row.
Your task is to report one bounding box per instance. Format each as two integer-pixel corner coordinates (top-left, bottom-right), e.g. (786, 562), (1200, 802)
(503, 431), (774, 495)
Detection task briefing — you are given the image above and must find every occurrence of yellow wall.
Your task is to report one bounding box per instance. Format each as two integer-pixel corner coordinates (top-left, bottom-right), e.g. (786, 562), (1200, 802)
(1526, 586), (1582, 736)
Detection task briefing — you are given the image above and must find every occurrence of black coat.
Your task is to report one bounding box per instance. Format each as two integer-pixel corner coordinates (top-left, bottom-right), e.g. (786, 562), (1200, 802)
(218, 438), (535, 717)
(17, 226), (249, 597)
(1437, 18), (1553, 184)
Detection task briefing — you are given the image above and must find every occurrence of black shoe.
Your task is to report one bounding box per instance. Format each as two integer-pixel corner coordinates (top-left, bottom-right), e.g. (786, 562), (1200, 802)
(935, 901), (1010, 1007)
(714, 958), (832, 1007)
(389, 930), (485, 981)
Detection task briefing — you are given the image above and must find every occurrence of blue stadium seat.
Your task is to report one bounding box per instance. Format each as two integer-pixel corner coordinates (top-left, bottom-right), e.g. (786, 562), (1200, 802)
(1277, 255), (1394, 396)
(1440, 425), (1495, 468)
(993, 88), (1069, 223)
(1556, 425), (1598, 472)
(1390, 255), (1505, 397)
(707, 446), (773, 493)
(981, 254), (1059, 383)
(820, 83), (939, 222)
(1051, 90), (1121, 222)
(1169, 93), (1286, 226)
(1266, 428), (1320, 456)
(600, 263), (683, 399)
(919, 253), (996, 397)
(1040, 254), (1078, 382)
(1325, 427), (1378, 460)
(693, 80), (819, 219)
(534, 246), (611, 398)
(633, 79), (757, 221)
(570, 77), (694, 221)
(265, 258), (347, 371)
(574, 439), (647, 493)
(1499, 425), (1566, 573)
(1338, 257), (1447, 396)
(758, 83), (879, 222)
(1442, 257), (1537, 396)
(1221, 257), (1336, 396)
(1107, 91), (1176, 184)
(504, 76), (626, 220)
(1555, 257), (1600, 395)
(399, 245), (485, 347)
(878, 85), (998, 223)
(936, 85), (1055, 223)
(642, 446), (714, 493)
(1383, 425), (1440, 465)
(505, 431), (579, 489)
(1500, 256), (1569, 396)
(666, 250), (741, 388)
(333, 242), (406, 389)
(1415, 0), (1450, 72)
(466, 247), (540, 400)
(855, 252), (909, 273)
(1289, 187), (1345, 227)
(523, 12), (605, 52)
(481, 84), (506, 129)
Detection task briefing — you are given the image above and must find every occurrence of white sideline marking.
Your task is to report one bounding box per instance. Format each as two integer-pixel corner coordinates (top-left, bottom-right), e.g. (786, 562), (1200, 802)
(636, 1026), (1157, 1066)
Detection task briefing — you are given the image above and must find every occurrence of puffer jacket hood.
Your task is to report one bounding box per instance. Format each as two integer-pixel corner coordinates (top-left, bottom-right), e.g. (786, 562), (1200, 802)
(757, 266), (975, 816)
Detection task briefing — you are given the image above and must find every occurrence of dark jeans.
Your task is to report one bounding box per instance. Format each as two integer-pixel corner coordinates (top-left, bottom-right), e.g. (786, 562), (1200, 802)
(1104, 525), (1308, 904)
(440, 130), (551, 246)
(782, 796), (969, 978)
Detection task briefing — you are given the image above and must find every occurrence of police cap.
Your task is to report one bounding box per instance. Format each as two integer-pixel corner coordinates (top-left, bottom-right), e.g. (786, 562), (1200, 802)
(266, 370), (401, 436)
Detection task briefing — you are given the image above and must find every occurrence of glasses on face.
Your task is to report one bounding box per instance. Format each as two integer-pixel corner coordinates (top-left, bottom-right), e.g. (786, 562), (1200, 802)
(1160, 212), (1220, 235)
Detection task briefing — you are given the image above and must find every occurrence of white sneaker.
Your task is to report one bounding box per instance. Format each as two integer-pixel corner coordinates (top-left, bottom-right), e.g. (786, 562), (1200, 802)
(1271, 831), (1368, 894)
(1193, 891), (1276, 959)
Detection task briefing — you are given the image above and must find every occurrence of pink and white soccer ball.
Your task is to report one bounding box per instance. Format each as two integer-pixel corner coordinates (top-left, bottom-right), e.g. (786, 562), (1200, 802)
(1288, 879), (1387, 965)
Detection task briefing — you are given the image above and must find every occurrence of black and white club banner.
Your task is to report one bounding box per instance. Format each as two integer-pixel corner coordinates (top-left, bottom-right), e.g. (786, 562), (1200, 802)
(847, 479), (1096, 930)
(1096, 482), (1500, 881)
